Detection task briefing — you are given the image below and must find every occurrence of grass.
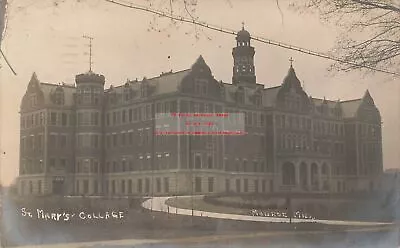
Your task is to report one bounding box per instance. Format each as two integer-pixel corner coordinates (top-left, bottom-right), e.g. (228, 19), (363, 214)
(166, 196), (255, 215)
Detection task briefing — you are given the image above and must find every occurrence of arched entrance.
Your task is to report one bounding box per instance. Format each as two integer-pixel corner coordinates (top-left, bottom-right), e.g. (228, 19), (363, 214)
(282, 162), (295, 185)
(300, 162), (308, 190)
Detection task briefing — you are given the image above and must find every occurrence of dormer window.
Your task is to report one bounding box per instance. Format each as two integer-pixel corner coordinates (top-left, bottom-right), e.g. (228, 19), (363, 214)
(141, 84), (148, 98)
(30, 94), (37, 107)
(54, 87), (65, 105)
(194, 79), (208, 96)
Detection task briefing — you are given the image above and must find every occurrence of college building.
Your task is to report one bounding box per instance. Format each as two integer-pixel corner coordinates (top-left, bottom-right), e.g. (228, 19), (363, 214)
(17, 26), (383, 197)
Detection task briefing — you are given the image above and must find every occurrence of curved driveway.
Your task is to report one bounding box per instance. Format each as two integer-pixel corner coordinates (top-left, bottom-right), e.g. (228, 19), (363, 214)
(142, 196), (392, 226)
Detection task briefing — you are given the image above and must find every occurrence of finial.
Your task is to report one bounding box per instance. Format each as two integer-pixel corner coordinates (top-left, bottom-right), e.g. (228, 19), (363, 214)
(242, 21), (245, 30)
(289, 57), (294, 68)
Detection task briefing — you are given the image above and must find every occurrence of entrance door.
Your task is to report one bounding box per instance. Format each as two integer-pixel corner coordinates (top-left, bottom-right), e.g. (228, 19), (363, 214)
(52, 177), (65, 195)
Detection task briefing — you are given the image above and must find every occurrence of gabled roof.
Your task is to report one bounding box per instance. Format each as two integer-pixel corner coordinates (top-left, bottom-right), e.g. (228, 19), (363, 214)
(340, 99), (363, 118)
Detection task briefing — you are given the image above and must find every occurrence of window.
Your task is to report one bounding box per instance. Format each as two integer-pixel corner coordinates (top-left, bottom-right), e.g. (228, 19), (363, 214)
(50, 112), (57, 125)
(262, 180), (266, 192)
(113, 112), (117, 125)
(138, 179), (143, 193)
(93, 135), (99, 148)
(30, 94), (37, 107)
(134, 108), (138, 121)
(113, 134), (118, 147)
(61, 113), (68, 126)
(59, 135), (67, 148)
(164, 178), (169, 193)
(254, 180), (259, 193)
(156, 178), (161, 193)
(122, 110), (126, 123)
(129, 109), (133, 122)
(37, 135), (43, 151)
(128, 132), (133, 145)
(121, 180), (126, 194)
(146, 105), (151, 120)
(94, 112), (99, 126)
(93, 180), (98, 194)
(208, 177), (214, 192)
(236, 179), (241, 193)
(207, 156), (213, 169)
(145, 178), (150, 193)
(128, 180), (132, 194)
(49, 134), (56, 148)
(244, 179), (248, 192)
(121, 133), (126, 146)
(83, 180), (89, 194)
(111, 180), (116, 194)
(195, 177), (202, 193)
(60, 159), (66, 169)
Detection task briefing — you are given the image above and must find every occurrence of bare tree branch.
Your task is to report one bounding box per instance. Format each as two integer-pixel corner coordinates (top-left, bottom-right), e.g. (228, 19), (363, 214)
(290, 0), (400, 75)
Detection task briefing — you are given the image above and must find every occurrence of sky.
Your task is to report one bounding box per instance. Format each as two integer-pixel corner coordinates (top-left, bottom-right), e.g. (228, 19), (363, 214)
(0, 0), (399, 185)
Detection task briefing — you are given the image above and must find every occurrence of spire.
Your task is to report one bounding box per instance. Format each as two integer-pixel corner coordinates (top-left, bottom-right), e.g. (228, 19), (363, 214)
(196, 55), (205, 64)
(31, 72), (38, 81)
(242, 21), (245, 30)
(282, 61), (301, 88)
(289, 57), (294, 68)
(363, 89), (374, 105)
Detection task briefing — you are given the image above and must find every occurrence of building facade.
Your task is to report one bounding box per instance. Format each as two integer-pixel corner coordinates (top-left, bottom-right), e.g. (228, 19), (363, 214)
(17, 27), (383, 197)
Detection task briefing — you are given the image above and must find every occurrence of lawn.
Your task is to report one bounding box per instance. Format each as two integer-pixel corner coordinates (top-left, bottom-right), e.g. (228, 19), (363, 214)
(166, 196), (252, 215)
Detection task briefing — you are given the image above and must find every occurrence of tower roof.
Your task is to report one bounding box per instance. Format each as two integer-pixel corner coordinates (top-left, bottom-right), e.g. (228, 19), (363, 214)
(236, 25), (251, 41)
(282, 64), (301, 88)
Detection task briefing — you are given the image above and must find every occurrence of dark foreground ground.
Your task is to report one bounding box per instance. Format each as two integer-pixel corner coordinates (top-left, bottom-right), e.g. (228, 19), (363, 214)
(1, 192), (399, 247)
(134, 230), (400, 248)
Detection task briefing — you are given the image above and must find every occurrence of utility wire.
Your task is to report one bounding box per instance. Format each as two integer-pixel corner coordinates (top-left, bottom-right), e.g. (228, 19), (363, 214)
(103, 0), (400, 77)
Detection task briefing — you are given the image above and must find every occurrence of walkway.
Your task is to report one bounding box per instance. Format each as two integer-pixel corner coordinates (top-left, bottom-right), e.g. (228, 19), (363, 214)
(142, 196), (392, 226)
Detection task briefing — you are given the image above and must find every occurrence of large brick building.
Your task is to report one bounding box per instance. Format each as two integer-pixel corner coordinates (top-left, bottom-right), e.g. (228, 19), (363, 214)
(17, 27), (383, 196)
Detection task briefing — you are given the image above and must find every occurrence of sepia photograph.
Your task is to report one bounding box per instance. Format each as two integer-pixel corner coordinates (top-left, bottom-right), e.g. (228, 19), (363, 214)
(0, 0), (400, 247)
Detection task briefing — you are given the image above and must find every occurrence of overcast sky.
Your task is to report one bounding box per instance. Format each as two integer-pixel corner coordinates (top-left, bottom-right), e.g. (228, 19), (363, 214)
(0, 0), (399, 185)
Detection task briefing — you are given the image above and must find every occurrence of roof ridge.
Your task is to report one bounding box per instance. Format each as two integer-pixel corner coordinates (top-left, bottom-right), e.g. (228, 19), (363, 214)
(40, 82), (76, 88)
(264, 85), (281, 90)
(150, 68), (191, 80)
(340, 98), (362, 103)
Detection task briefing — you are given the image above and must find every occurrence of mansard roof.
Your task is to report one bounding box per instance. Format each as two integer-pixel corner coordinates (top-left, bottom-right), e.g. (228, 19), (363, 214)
(40, 83), (75, 106)
(262, 86), (281, 107)
(25, 57), (376, 117)
(110, 69), (191, 97)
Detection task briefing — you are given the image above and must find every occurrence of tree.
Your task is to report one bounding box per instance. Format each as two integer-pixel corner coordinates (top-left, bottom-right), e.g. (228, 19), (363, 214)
(290, 0), (400, 75)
